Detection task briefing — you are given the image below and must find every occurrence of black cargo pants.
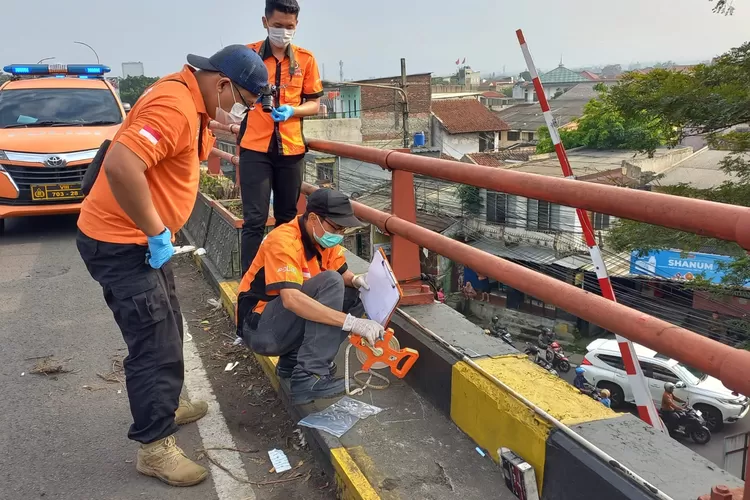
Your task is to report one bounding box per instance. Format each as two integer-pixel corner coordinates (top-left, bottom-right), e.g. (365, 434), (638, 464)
(77, 230), (183, 444)
(238, 147), (305, 275)
(242, 271), (365, 376)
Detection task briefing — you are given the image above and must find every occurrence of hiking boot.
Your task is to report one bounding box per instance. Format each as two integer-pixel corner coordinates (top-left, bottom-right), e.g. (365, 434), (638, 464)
(175, 397), (208, 425)
(277, 361), (337, 379)
(136, 435), (208, 487)
(290, 371), (346, 405)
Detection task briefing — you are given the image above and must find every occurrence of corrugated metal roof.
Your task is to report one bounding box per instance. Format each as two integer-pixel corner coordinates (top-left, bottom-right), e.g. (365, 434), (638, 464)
(507, 148), (689, 179)
(353, 191), (453, 233)
(653, 148), (747, 190)
(496, 83), (610, 131)
(469, 240), (559, 265)
(469, 239), (634, 275)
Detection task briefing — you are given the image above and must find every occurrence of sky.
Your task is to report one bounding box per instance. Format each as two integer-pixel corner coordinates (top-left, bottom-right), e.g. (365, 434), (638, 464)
(1, 0), (748, 80)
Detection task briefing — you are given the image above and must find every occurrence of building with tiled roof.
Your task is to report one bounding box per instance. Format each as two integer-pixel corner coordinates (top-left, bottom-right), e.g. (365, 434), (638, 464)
(431, 99), (510, 159)
(579, 70), (601, 81)
(461, 146), (539, 167)
(513, 64), (593, 104)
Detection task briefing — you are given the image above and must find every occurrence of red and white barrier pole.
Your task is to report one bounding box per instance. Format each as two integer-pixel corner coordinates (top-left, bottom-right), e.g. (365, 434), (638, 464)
(516, 29), (664, 431)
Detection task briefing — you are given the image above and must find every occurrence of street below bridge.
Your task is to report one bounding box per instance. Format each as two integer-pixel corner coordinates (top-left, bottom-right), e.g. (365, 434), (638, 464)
(514, 341), (750, 478)
(0, 215), (333, 500)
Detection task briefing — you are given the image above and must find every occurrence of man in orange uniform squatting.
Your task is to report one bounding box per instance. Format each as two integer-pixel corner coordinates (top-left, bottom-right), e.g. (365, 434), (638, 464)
(238, 0), (324, 275)
(76, 45), (268, 487)
(237, 189), (385, 404)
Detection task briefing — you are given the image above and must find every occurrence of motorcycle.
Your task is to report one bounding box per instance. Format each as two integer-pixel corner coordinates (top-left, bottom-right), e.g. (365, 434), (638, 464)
(659, 407), (711, 445)
(545, 341), (571, 373)
(524, 343), (558, 376)
(488, 324), (515, 347)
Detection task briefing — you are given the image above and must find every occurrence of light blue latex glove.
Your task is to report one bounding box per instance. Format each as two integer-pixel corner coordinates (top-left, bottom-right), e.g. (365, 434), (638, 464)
(146, 228), (175, 269)
(271, 105), (295, 122)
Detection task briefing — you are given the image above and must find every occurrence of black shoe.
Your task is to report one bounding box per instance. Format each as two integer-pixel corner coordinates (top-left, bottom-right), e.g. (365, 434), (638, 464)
(290, 371), (346, 405)
(277, 361), (337, 379)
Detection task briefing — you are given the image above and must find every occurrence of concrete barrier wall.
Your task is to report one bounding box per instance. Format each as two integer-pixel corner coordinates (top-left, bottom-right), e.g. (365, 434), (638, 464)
(450, 355), (617, 492)
(305, 118), (363, 144)
(182, 202), (743, 499)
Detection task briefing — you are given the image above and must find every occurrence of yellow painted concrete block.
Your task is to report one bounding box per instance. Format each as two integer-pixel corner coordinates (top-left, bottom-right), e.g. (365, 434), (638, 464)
(451, 356), (618, 493)
(451, 360), (552, 491)
(474, 355), (618, 426)
(331, 447), (381, 500)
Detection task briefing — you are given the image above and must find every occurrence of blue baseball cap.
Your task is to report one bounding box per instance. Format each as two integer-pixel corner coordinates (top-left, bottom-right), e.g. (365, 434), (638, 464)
(187, 45), (269, 95)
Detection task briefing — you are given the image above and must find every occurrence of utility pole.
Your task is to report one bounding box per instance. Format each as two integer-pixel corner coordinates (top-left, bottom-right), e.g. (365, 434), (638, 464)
(400, 58), (410, 148)
(322, 63), (326, 82)
(339, 60), (344, 83)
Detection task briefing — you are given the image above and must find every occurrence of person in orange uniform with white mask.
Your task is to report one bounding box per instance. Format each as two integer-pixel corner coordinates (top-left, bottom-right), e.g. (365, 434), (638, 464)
(238, 0), (324, 275)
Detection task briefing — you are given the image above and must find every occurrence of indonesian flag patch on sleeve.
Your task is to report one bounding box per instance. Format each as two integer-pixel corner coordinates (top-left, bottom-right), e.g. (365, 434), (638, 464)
(139, 125), (162, 145)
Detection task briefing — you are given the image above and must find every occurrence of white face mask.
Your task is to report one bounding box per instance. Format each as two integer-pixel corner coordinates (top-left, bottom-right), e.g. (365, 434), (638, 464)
(268, 27), (296, 48)
(215, 84), (248, 126)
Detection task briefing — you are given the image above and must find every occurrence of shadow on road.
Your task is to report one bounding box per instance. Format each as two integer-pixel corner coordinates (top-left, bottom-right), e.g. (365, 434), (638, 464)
(2, 214), (79, 242)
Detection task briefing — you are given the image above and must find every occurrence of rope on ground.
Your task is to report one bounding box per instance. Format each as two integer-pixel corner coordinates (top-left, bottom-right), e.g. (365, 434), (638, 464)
(196, 448), (309, 486)
(344, 343), (390, 396)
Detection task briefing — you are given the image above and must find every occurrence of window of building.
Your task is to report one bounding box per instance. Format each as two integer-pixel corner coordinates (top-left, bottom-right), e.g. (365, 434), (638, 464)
(526, 199), (556, 231)
(487, 192), (522, 227)
(507, 131), (521, 141)
(317, 162), (334, 184)
(527, 132), (535, 141)
(479, 132), (495, 152)
(486, 192), (507, 224)
(594, 213), (611, 230)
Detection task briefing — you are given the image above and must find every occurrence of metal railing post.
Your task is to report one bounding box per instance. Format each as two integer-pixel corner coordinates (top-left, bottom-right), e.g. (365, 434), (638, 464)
(389, 153), (435, 305)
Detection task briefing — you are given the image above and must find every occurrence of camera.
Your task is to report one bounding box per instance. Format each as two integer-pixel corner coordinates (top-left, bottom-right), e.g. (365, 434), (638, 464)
(259, 85), (276, 113)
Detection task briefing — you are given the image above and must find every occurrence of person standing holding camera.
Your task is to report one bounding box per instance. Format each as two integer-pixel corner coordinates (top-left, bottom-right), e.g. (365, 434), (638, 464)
(239, 0), (324, 274)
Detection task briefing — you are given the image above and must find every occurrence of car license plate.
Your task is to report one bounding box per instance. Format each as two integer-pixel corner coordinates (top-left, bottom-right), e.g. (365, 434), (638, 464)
(31, 183), (83, 201)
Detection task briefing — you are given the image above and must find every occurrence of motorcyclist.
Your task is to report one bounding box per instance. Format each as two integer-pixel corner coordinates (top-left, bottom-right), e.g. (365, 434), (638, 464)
(573, 367), (594, 396)
(661, 382), (686, 425)
(490, 316), (506, 337)
(538, 327), (554, 348)
(599, 389), (611, 408)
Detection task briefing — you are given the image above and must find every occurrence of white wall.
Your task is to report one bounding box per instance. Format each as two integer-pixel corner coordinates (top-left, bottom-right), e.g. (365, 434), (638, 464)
(432, 122), (480, 159)
(304, 118), (362, 144)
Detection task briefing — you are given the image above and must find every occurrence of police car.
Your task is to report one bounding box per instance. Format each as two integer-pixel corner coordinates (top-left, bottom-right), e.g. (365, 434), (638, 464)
(0, 63), (125, 233)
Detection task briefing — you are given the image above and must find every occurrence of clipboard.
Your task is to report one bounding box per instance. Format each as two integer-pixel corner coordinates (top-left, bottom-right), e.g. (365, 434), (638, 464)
(359, 248), (403, 326)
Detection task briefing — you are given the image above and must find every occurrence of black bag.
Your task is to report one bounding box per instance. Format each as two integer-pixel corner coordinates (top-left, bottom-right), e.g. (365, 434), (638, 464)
(81, 139), (111, 196)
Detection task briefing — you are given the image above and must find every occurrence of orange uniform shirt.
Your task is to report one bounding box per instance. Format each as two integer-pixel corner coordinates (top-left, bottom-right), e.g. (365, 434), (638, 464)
(78, 66), (215, 245)
(239, 40), (323, 156)
(237, 216), (348, 323)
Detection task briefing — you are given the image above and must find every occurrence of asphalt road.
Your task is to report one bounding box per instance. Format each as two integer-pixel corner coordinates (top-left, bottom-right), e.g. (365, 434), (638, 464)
(513, 340), (749, 478)
(0, 215), (330, 500)
(0, 215), (224, 499)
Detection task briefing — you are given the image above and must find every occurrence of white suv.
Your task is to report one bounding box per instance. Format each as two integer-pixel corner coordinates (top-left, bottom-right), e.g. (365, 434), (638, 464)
(582, 338), (749, 431)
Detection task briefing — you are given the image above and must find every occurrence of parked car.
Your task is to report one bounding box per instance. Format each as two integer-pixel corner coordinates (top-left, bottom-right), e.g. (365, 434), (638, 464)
(582, 338), (749, 431)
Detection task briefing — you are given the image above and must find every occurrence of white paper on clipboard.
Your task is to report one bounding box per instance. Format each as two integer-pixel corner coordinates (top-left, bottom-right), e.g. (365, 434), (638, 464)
(359, 249), (401, 326)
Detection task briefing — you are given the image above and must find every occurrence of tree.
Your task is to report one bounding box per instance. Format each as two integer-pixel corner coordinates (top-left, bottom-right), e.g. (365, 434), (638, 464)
(601, 64), (622, 78)
(519, 71), (531, 82)
(455, 184), (483, 216)
(118, 75), (159, 106)
(653, 61), (676, 69)
(606, 42), (750, 289)
(0, 73), (10, 85)
(536, 83), (670, 154)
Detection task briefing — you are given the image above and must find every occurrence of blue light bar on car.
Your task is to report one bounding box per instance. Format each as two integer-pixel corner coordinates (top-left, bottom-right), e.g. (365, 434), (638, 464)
(2, 64), (111, 76)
